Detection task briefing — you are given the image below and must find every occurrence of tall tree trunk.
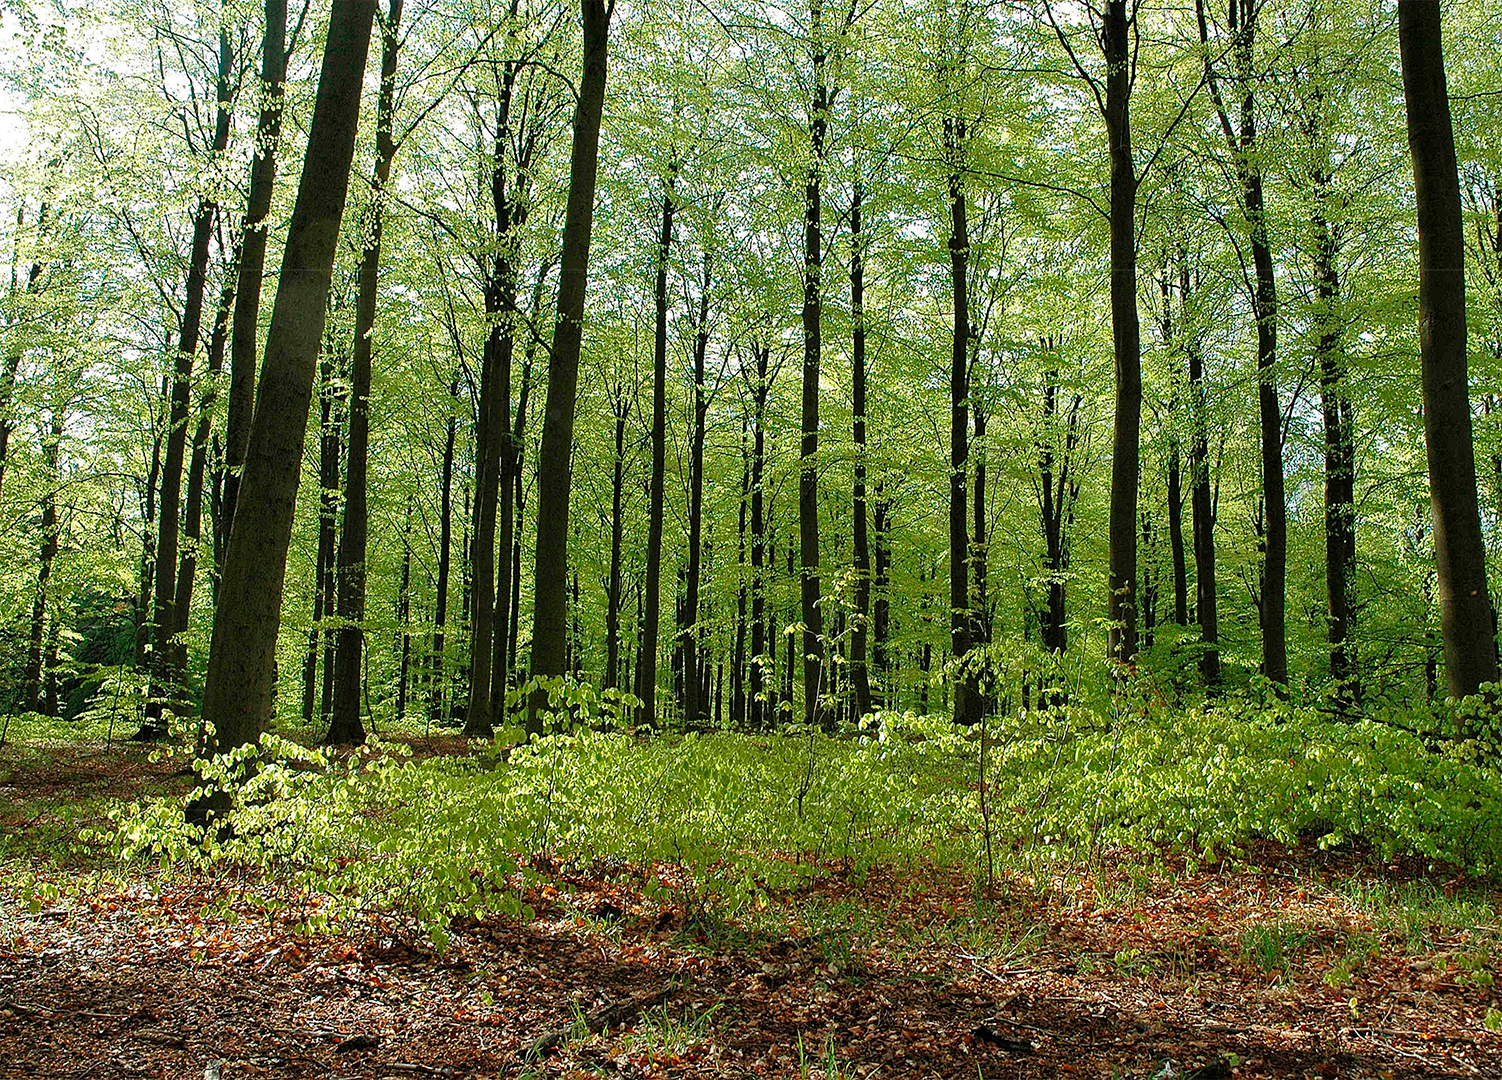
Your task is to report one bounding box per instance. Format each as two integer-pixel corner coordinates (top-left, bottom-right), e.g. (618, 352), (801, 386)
(507, 350), (534, 682)
(946, 118), (976, 727)
(140, 30), (236, 740)
(973, 402), (985, 663)
(1198, 0), (1285, 687)
(849, 180), (872, 722)
(1313, 168), (1358, 708)
(223, 0), (289, 541)
(871, 485), (890, 709)
(196, 0), (378, 791)
(0, 199), (50, 504)
(1184, 257), (1220, 686)
(1104, 0), (1141, 667)
(396, 500), (411, 720)
(799, 3), (830, 729)
(732, 422), (749, 727)
(1160, 272), (1188, 626)
(748, 342), (769, 728)
(1398, 0), (1499, 705)
(784, 537), (797, 716)
(493, 264), (549, 709)
(135, 425), (163, 672)
(528, 0), (611, 733)
(329, 0), (402, 746)
(430, 373), (458, 724)
(23, 407), (62, 714)
(637, 181), (674, 726)
(305, 350), (343, 723)
(604, 383), (626, 692)
(171, 264), (237, 716)
(679, 253), (711, 724)
(471, 57), (538, 739)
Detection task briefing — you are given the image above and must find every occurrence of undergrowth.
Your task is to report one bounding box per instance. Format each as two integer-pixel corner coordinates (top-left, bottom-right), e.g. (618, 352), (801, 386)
(93, 689), (1502, 950)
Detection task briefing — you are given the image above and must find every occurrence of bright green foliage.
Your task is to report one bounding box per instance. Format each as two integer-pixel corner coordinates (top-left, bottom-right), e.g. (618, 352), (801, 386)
(104, 695), (1502, 948)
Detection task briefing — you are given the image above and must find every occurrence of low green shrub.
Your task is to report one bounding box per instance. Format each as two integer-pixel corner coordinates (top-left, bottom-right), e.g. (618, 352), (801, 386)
(100, 693), (1502, 948)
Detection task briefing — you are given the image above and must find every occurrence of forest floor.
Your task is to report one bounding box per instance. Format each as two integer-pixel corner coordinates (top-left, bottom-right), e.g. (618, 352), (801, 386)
(2, 736), (1500, 1079)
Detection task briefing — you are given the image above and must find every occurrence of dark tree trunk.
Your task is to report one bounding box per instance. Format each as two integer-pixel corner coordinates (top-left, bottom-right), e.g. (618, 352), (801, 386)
(140, 32), (236, 741)
(528, 0), (611, 732)
(1159, 273), (1188, 626)
(871, 486), (890, 709)
(23, 407), (62, 714)
(0, 199), (50, 504)
(784, 536), (797, 716)
(197, 0), (378, 784)
(1141, 510), (1157, 648)
(135, 426), (163, 672)
(224, 0), (289, 541)
(396, 501), (412, 720)
(1313, 171), (1358, 709)
(1198, 0), (1285, 687)
(494, 264), (549, 708)
(177, 269), (237, 640)
(1167, 442), (1188, 626)
(507, 351), (534, 682)
(1104, 0), (1141, 667)
(1038, 362), (1081, 662)
(1184, 260), (1220, 686)
(679, 253), (711, 724)
(636, 181), (674, 726)
(946, 119), (977, 726)
(329, 0), (402, 746)
(972, 400), (989, 703)
(1398, 0), (1499, 704)
(748, 342), (769, 728)
(604, 383), (627, 691)
(849, 180), (872, 722)
(471, 55), (542, 739)
(430, 373), (458, 724)
(799, 0), (830, 729)
(731, 422), (748, 727)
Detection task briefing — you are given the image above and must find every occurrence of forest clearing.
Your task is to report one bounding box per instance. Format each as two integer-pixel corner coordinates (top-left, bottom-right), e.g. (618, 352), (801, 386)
(3, 0), (1502, 1074)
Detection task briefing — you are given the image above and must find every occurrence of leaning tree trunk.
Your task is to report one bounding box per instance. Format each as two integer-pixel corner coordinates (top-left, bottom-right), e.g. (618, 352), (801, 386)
(527, 0), (611, 734)
(196, 0), (378, 800)
(1399, 0), (1499, 706)
(223, 0), (288, 542)
(329, 0), (402, 746)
